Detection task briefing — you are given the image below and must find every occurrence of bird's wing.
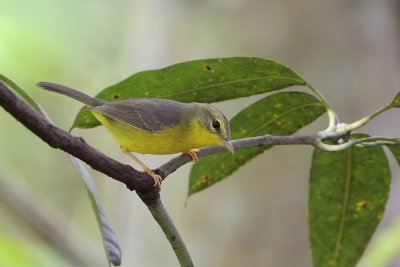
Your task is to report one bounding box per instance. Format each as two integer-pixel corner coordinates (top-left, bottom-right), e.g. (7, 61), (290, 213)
(90, 99), (190, 132)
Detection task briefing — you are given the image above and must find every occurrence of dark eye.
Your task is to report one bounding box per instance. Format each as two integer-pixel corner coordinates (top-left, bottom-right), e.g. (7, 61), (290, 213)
(212, 120), (220, 129)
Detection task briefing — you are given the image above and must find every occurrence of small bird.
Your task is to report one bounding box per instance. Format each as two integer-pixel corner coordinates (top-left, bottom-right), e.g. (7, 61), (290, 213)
(37, 82), (233, 187)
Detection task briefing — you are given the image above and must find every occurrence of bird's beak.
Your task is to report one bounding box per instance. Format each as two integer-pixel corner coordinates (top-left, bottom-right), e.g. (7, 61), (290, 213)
(221, 138), (234, 154)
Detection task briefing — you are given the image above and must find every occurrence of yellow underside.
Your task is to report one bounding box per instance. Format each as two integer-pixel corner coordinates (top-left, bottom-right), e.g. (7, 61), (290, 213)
(92, 112), (223, 155)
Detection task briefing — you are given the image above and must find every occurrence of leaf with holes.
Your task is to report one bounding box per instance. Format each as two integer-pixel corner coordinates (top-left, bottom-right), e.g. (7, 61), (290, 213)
(309, 135), (390, 267)
(188, 92), (326, 195)
(71, 57), (307, 129)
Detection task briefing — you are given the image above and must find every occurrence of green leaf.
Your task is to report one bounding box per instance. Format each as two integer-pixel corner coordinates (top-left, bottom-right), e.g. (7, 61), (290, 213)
(390, 92), (400, 108)
(309, 134), (390, 267)
(188, 92), (326, 196)
(72, 57), (307, 129)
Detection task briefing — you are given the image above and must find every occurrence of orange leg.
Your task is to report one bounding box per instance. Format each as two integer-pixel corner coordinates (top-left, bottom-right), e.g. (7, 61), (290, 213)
(182, 149), (199, 163)
(122, 148), (162, 188)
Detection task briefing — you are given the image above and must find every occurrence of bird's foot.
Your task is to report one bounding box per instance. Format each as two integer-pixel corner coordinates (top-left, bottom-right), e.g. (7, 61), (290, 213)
(182, 149), (199, 163)
(143, 168), (162, 188)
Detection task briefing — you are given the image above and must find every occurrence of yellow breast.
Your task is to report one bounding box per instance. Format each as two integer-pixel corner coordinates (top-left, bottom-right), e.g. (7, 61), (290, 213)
(92, 112), (222, 155)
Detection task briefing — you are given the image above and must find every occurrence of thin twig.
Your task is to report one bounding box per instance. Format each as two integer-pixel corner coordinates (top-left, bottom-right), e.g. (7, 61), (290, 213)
(157, 134), (321, 177)
(148, 199), (194, 267)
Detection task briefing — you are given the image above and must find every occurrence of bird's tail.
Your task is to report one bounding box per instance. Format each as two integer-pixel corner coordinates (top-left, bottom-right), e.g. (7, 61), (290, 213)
(37, 82), (105, 107)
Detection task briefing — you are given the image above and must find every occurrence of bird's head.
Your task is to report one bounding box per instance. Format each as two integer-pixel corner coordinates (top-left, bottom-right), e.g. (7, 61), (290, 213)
(199, 104), (234, 154)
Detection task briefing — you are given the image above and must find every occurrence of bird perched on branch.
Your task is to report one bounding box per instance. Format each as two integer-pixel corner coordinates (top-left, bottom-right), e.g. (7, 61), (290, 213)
(38, 82), (233, 188)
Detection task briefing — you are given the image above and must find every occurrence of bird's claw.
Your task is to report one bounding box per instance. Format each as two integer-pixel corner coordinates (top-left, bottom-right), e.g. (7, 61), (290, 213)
(152, 174), (162, 188)
(143, 168), (162, 188)
(182, 149), (199, 163)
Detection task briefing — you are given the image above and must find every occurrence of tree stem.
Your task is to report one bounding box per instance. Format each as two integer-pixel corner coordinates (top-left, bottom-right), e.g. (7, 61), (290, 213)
(147, 199), (194, 267)
(306, 83), (338, 131)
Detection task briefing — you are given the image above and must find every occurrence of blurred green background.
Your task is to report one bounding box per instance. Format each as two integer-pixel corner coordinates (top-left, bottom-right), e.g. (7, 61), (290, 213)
(1, 1), (400, 266)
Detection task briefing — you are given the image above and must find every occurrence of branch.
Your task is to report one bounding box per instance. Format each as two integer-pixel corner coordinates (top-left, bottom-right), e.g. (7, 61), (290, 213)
(0, 80), (192, 266)
(157, 104), (400, 177)
(0, 81), (152, 194)
(148, 199), (194, 267)
(157, 134), (320, 177)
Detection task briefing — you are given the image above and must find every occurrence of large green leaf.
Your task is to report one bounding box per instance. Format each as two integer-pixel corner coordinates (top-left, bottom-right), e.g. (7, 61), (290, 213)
(72, 57), (306, 129)
(188, 92), (326, 196)
(309, 135), (390, 267)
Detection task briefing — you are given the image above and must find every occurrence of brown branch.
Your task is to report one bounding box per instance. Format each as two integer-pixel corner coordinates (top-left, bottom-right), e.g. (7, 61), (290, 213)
(0, 80), (160, 203)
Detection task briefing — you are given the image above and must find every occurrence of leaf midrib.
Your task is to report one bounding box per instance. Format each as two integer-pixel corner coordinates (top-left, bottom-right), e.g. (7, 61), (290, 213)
(161, 76), (304, 98)
(332, 148), (352, 265)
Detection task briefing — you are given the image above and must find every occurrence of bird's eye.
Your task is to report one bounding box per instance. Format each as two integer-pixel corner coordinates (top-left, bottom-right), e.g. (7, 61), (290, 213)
(212, 120), (220, 129)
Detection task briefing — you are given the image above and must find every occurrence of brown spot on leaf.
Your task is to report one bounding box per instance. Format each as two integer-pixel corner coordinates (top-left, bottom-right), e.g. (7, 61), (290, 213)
(357, 200), (369, 209)
(205, 64), (212, 71)
(355, 200), (371, 213)
(201, 175), (212, 186)
(280, 120), (288, 125)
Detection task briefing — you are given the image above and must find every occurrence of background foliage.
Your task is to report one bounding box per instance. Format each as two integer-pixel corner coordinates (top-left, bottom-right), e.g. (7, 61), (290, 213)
(1, 1), (400, 267)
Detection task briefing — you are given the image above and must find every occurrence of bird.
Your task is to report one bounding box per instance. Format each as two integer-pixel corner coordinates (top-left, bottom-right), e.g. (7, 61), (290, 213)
(37, 82), (234, 187)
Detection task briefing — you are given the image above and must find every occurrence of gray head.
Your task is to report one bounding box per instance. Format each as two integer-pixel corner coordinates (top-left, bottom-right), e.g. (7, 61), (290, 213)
(199, 104), (233, 153)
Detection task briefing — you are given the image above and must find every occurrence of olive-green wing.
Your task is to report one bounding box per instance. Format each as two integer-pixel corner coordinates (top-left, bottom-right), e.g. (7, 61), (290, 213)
(90, 99), (190, 132)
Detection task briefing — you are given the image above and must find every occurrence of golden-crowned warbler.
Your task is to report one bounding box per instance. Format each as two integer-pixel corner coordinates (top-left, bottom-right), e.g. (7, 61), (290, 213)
(38, 82), (233, 187)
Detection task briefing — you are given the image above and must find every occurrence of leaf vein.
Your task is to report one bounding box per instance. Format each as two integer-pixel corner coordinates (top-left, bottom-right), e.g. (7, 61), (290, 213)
(161, 76), (305, 98)
(332, 148), (352, 264)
